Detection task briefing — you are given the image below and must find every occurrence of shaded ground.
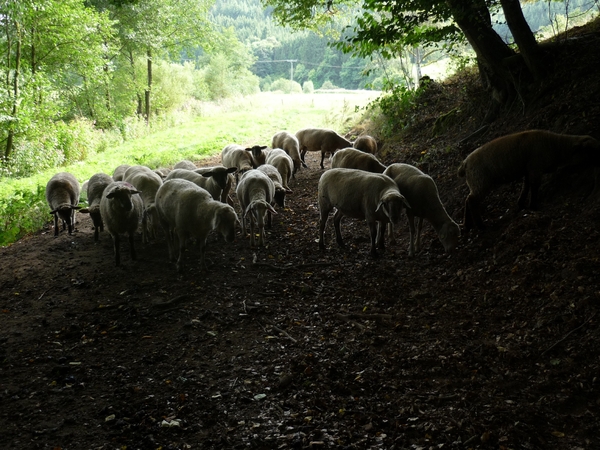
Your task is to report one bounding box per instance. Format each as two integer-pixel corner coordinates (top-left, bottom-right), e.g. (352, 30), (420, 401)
(2, 21), (600, 450)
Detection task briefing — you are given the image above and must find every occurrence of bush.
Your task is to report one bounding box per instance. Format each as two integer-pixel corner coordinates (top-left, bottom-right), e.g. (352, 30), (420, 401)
(302, 80), (314, 93)
(269, 78), (302, 94)
(320, 80), (339, 90)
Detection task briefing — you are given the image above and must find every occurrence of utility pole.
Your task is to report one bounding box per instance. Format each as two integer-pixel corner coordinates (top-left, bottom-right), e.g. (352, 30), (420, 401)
(289, 59), (298, 81)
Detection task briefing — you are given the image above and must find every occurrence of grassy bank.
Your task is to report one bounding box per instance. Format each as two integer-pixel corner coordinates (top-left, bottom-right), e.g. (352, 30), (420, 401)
(0, 91), (379, 246)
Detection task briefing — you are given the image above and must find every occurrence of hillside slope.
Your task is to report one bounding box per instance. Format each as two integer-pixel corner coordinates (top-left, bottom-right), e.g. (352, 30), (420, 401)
(1, 19), (600, 450)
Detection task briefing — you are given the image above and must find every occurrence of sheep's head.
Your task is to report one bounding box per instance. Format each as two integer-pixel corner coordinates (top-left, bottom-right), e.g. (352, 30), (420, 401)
(216, 205), (239, 243)
(376, 192), (410, 225)
(439, 221), (461, 252)
(106, 184), (141, 211)
(201, 166), (237, 190)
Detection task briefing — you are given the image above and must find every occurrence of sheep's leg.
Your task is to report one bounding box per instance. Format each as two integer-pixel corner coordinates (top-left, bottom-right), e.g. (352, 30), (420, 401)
(319, 151), (326, 169)
(407, 213), (416, 257)
(53, 214), (59, 236)
(318, 208), (330, 250)
(376, 221), (386, 250)
(141, 211), (149, 244)
(112, 234), (121, 266)
(128, 231), (137, 261)
(415, 217), (424, 253)
(517, 176), (531, 210)
(198, 238), (208, 271)
(368, 221), (379, 257)
(387, 222), (396, 246)
(176, 233), (186, 273)
(333, 210), (345, 248)
(464, 194), (485, 231)
(249, 214), (256, 247)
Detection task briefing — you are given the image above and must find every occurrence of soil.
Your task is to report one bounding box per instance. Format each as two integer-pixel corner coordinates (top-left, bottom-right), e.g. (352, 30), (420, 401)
(2, 21), (600, 450)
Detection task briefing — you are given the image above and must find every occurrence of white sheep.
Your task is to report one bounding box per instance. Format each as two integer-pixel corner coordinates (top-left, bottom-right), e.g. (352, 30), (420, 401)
(458, 129), (600, 230)
(45, 172), (81, 237)
(272, 131), (306, 176)
(236, 169), (277, 247)
(166, 166), (236, 203)
(384, 163), (461, 256)
(123, 165), (163, 243)
(155, 179), (239, 272)
(257, 163), (292, 209)
(99, 181), (143, 266)
(173, 160), (197, 170)
(318, 168), (409, 257)
(221, 144), (254, 181)
(112, 164), (131, 181)
(331, 147), (387, 173)
(353, 135), (378, 154)
(295, 128), (353, 169)
(265, 148), (294, 192)
(79, 172), (113, 241)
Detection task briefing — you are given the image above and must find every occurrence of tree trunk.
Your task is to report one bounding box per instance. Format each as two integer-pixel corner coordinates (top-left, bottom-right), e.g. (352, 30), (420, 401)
(5, 22), (21, 160)
(145, 48), (152, 123)
(500, 0), (545, 81)
(447, 0), (516, 104)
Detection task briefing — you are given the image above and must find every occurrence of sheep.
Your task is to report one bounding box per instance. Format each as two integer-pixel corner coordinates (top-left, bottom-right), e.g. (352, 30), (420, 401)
(221, 144), (254, 181)
(353, 135), (378, 154)
(318, 168), (409, 257)
(265, 148), (294, 192)
(79, 173), (113, 241)
(165, 166), (237, 203)
(272, 131), (306, 175)
(331, 147), (387, 173)
(173, 160), (197, 170)
(112, 164), (131, 181)
(458, 129), (600, 230)
(123, 165), (163, 243)
(155, 179), (239, 272)
(247, 144), (268, 168)
(257, 163), (292, 208)
(384, 163), (460, 256)
(45, 172), (81, 237)
(99, 181), (143, 266)
(236, 169), (277, 247)
(154, 167), (171, 179)
(195, 166), (236, 204)
(295, 128), (353, 169)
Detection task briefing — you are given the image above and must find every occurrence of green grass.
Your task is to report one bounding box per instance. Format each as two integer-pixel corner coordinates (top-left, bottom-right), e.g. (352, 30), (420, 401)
(0, 91), (379, 246)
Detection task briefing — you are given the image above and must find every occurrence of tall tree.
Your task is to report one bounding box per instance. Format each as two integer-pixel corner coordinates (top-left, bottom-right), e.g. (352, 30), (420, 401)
(264, 0), (546, 107)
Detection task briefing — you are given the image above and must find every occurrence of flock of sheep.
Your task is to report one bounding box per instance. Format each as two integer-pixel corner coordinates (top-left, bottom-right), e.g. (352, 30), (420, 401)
(45, 127), (600, 270)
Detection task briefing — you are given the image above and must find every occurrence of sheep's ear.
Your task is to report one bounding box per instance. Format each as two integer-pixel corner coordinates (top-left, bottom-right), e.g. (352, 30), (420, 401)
(201, 171), (215, 178)
(285, 187), (293, 193)
(226, 167), (237, 174)
(49, 209), (57, 215)
(106, 191), (115, 199)
(71, 205), (81, 210)
(375, 201), (387, 216)
(80, 208), (90, 214)
(243, 202), (253, 217)
(131, 189), (142, 195)
(260, 146), (267, 150)
(267, 203), (278, 215)
(401, 195), (411, 209)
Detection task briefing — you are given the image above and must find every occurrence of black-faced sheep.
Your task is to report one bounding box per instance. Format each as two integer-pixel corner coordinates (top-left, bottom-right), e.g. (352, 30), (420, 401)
(112, 164), (131, 181)
(123, 165), (163, 243)
(45, 172), (81, 237)
(295, 128), (353, 169)
(173, 160), (197, 170)
(265, 149), (294, 192)
(155, 179), (239, 272)
(331, 147), (387, 173)
(272, 131), (306, 175)
(318, 168), (409, 257)
(236, 169), (277, 247)
(384, 163), (460, 256)
(79, 172), (113, 241)
(458, 130), (600, 230)
(257, 163), (292, 209)
(99, 181), (143, 266)
(195, 166), (236, 204)
(166, 166), (237, 203)
(353, 135), (378, 154)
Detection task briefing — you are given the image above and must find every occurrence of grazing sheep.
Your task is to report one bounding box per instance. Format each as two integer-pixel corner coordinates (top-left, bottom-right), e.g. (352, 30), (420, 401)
(257, 163), (292, 208)
(173, 160), (197, 170)
(236, 169), (277, 247)
(112, 164), (131, 181)
(45, 172), (81, 237)
(247, 144), (268, 168)
(99, 181), (143, 266)
(154, 167), (171, 179)
(265, 148), (294, 192)
(272, 131), (306, 175)
(123, 165), (163, 243)
(155, 179), (239, 272)
(458, 129), (600, 230)
(318, 168), (409, 257)
(331, 147), (387, 173)
(295, 128), (353, 169)
(353, 135), (378, 154)
(165, 166), (237, 202)
(79, 173), (113, 241)
(222, 144), (254, 181)
(384, 163), (460, 256)
(195, 166), (236, 205)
